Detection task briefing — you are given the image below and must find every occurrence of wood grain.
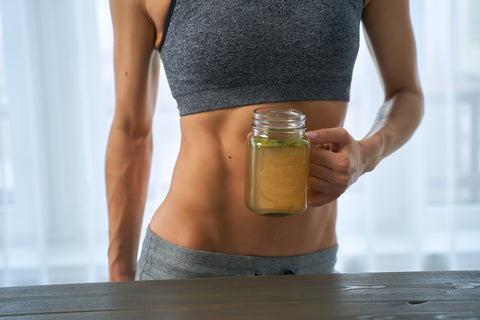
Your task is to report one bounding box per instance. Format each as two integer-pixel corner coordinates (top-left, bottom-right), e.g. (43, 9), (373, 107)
(1, 271), (479, 319)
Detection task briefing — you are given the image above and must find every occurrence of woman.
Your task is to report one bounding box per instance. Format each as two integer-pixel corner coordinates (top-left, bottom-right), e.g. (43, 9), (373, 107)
(106, 0), (424, 281)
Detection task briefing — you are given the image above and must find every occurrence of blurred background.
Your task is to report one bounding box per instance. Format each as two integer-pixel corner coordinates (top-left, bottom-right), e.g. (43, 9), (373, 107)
(0, 0), (479, 286)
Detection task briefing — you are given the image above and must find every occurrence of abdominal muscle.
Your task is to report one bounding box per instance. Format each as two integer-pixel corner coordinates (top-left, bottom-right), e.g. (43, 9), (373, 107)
(149, 100), (348, 257)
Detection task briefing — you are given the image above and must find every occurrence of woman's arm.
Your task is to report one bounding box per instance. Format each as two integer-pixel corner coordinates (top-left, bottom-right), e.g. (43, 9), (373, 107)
(307, 0), (424, 206)
(106, 0), (163, 281)
(359, 0), (424, 170)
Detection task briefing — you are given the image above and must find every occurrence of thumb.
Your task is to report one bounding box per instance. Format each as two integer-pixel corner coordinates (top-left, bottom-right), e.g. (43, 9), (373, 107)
(306, 128), (350, 145)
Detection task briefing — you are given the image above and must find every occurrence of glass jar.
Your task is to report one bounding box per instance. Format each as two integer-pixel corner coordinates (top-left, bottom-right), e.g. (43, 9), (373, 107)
(245, 107), (310, 217)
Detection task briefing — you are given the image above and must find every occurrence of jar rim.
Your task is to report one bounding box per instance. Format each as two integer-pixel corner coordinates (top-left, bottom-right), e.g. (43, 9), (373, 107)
(253, 107), (306, 120)
(253, 107), (306, 130)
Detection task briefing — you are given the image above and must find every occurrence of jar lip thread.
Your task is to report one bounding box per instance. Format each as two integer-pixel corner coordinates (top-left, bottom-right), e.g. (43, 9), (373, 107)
(253, 107), (305, 118)
(253, 107), (306, 130)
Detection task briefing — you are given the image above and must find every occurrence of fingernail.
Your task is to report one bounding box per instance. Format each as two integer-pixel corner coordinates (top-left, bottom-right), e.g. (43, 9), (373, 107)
(306, 132), (318, 139)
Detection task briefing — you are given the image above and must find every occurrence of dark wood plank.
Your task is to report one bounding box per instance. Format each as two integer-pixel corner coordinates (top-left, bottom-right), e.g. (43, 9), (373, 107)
(1, 301), (479, 320)
(1, 271), (479, 319)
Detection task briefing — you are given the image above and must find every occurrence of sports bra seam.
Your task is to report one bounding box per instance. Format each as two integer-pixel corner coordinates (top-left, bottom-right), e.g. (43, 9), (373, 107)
(157, 0), (177, 52)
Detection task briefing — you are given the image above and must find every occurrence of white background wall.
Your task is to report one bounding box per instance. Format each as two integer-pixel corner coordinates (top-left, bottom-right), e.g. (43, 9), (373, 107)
(0, 0), (479, 286)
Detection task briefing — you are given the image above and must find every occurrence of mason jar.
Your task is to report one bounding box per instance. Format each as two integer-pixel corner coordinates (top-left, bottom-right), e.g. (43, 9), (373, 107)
(244, 107), (310, 217)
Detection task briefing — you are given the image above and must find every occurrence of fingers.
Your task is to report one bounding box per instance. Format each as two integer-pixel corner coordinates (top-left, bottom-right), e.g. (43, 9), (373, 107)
(307, 190), (339, 207)
(308, 160), (350, 207)
(306, 127), (359, 207)
(308, 141), (353, 207)
(310, 147), (352, 175)
(309, 163), (334, 191)
(309, 162), (350, 190)
(310, 146), (336, 170)
(307, 176), (349, 206)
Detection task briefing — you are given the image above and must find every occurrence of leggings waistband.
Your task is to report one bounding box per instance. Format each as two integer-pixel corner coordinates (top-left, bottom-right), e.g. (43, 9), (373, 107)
(136, 227), (338, 280)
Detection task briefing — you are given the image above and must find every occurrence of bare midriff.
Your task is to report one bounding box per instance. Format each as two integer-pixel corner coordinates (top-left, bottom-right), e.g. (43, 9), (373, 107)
(149, 100), (347, 257)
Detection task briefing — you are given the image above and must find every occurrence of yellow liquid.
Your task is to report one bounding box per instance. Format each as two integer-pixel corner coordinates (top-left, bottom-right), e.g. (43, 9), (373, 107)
(245, 138), (310, 216)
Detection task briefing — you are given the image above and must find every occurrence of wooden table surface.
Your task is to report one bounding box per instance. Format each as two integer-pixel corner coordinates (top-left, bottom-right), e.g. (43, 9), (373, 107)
(1, 271), (479, 319)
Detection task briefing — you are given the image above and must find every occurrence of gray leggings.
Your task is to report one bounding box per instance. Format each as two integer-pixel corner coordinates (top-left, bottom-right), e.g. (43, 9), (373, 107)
(136, 227), (338, 280)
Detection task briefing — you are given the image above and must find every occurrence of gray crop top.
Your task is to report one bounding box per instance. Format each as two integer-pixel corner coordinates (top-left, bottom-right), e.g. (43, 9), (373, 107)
(159, 0), (364, 116)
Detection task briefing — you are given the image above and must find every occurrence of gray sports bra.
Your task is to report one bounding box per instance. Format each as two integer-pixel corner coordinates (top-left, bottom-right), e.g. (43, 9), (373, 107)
(159, 0), (364, 116)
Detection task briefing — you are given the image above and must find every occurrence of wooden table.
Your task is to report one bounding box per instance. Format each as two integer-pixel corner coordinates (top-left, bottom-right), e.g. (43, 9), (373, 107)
(1, 271), (479, 319)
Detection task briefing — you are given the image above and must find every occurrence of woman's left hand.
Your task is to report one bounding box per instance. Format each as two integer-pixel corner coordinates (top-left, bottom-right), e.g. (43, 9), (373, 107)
(306, 127), (367, 207)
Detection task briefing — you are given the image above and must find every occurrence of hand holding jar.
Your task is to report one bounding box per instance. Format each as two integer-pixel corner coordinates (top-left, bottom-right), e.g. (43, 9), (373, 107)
(244, 108), (369, 216)
(305, 127), (369, 207)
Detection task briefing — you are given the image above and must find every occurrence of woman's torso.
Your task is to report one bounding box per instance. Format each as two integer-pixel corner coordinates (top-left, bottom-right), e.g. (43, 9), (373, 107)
(150, 101), (347, 256)
(146, 0), (362, 256)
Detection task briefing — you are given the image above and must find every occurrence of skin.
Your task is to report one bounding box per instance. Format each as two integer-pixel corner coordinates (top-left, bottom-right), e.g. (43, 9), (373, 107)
(106, 0), (424, 281)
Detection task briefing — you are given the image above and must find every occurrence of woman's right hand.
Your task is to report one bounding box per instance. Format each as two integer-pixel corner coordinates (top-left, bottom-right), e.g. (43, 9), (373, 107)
(109, 261), (135, 282)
